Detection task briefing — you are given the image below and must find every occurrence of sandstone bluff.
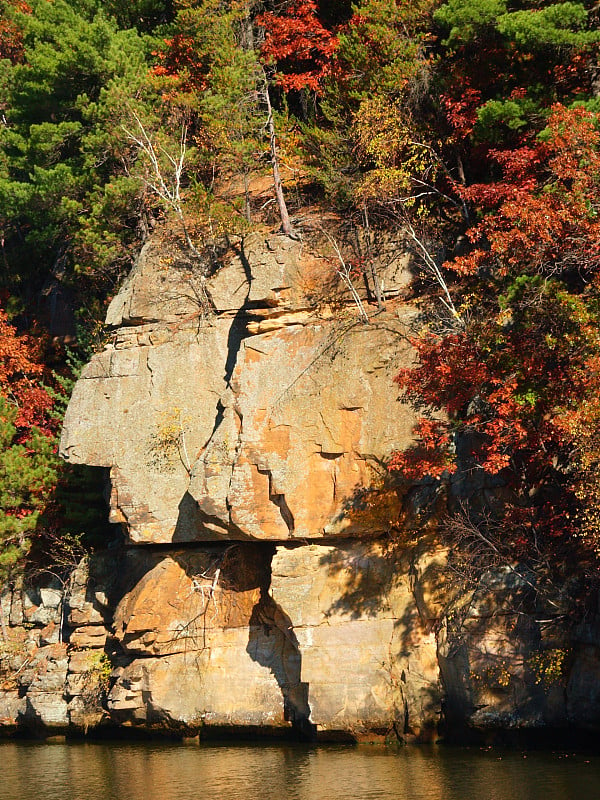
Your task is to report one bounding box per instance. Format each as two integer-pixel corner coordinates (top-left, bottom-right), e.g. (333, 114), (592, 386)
(1, 230), (599, 741)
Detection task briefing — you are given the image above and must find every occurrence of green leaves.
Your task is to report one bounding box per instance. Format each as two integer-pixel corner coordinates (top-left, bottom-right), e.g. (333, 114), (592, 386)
(475, 95), (542, 141)
(497, 3), (597, 50)
(0, 0), (156, 300)
(434, 0), (507, 46)
(337, 0), (433, 101)
(0, 397), (59, 578)
(435, 1), (599, 152)
(434, 0), (598, 50)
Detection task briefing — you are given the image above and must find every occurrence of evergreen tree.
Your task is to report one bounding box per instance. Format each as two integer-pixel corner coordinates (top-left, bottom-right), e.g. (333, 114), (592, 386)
(0, 0), (160, 311)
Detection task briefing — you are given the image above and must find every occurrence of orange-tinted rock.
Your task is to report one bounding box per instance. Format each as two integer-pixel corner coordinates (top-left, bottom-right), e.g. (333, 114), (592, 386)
(61, 232), (417, 544)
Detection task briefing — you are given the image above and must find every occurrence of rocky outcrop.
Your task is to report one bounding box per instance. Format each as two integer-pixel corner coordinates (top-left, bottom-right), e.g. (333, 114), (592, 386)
(60, 231), (416, 545)
(2, 544), (599, 741)
(437, 568), (600, 737)
(0, 557), (112, 734)
(44, 227), (446, 741)
(4, 227), (597, 742)
(104, 541), (441, 739)
(0, 540), (443, 740)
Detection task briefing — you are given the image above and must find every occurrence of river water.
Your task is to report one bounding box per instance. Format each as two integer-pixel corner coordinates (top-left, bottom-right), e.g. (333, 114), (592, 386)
(1, 740), (599, 800)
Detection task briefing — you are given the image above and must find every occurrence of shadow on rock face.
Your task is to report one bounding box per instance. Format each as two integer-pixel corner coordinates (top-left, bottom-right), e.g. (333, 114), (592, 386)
(247, 590), (316, 740)
(172, 492), (254, 542)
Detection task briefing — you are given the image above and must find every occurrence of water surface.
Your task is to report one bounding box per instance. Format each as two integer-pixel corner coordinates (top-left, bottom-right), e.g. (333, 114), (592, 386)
(1, 740), (599, 800)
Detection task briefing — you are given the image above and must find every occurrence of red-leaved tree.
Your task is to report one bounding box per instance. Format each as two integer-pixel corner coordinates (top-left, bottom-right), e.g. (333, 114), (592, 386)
(390, 105), (600, 565)
(0, 307), (59, 576)
(258, 0), (338, 93)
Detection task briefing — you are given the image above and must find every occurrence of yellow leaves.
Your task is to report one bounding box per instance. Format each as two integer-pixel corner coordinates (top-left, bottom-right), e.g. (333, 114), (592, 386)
(496, 307), (513, 328)
(146, 407), (192, 474)
(351, 95), (438, 205)
(354, 96), (411, 166)
(527, 648), (568, 688)
(472, 660), (513, 689)
(358, 167), (412, 201)
(472, 649), (569, 693)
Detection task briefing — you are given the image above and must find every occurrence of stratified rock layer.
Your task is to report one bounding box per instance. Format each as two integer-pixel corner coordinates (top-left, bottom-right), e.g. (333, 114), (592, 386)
(4, 228), (593, 741)
(2, 543), (599, 740)
(60, 232), (416, 544)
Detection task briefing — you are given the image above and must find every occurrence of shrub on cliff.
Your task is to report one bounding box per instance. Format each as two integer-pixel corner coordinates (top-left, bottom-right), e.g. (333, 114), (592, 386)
(390, 105), (600, 576)
(0, 307), (59, 579)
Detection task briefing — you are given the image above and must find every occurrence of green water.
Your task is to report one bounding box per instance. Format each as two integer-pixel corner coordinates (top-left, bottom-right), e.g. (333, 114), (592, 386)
(1, 740), (599, 800)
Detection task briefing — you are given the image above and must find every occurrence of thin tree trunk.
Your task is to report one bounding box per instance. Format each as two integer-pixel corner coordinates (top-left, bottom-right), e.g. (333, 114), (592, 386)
(240, 4), (255, 51)
(243, 169), (252, 223)
(362, 203), (385, 311)
(456, 154), (470, 224)
(0, 602), (7, 641)
(262, 73), (294, 237)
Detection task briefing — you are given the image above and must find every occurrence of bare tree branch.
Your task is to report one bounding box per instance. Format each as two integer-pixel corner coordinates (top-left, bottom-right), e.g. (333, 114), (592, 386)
(320, 227), (370, 322)
(122, 110), (200, 258)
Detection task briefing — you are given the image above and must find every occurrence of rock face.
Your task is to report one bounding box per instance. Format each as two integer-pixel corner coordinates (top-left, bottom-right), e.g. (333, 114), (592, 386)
(0, 557), (112, 734)
(53, 227), (441, 740)
(61, 231), (416, 545)
(4, 228), (598, 741)
(104, 541), (441, 738)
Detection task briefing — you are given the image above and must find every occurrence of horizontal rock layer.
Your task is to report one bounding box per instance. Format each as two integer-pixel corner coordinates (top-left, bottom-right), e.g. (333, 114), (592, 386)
(2, 545), (600, 740)
(60, 231), (416, 544)
(31, 229), (599, 741)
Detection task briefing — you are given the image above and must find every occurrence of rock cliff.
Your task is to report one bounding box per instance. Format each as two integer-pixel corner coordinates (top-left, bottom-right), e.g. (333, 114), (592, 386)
(61, 230), (416, 545)
(1, 228), (599, 742)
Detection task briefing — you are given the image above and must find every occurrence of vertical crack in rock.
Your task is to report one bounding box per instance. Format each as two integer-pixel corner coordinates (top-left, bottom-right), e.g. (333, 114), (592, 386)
(192, 396), (227, 467)
(257, 466), (295, 535)
(224, 312), (249, 387)
(211, 398), (226, 441)
(273, 493), (295, 534)
(224, 405), (244, 528)
(246, 547), (314, 739)
(332, 459), (337, 502)
(223, 237), (254, 387)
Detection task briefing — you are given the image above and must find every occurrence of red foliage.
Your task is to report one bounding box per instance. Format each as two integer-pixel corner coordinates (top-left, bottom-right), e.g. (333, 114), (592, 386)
(0, 1), (30, 64)
(454, 106), (600, 278)
(152, 34), (209, 95)
(388, 418), (455, 480)
(390, 105), (600, 553)
(258, 0), (338, 93)
(397, 333), (488, 417)
(552, 51), (597, 97)
(441, 86), (481, 141)
(15, 386), (54, 436)
(0, 307), (43, 386)
(0, 307), (55, 439)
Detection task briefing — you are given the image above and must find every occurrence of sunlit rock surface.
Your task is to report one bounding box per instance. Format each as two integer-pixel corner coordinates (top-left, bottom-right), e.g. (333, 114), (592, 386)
(61, 232), (416, 544)
(3, 229), (596, 741)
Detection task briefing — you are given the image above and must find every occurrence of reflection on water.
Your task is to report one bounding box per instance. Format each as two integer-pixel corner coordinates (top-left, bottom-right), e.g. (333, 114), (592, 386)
(1, 740), (599, 800)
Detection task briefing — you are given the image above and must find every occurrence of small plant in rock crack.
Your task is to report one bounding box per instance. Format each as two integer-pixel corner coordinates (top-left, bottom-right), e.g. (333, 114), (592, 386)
(80, 651), (112, 709)
(146, 407), (193, 474)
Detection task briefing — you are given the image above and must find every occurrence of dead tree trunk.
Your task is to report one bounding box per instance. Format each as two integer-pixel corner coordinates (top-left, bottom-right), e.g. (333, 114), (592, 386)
(261, 71), (294, 237)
